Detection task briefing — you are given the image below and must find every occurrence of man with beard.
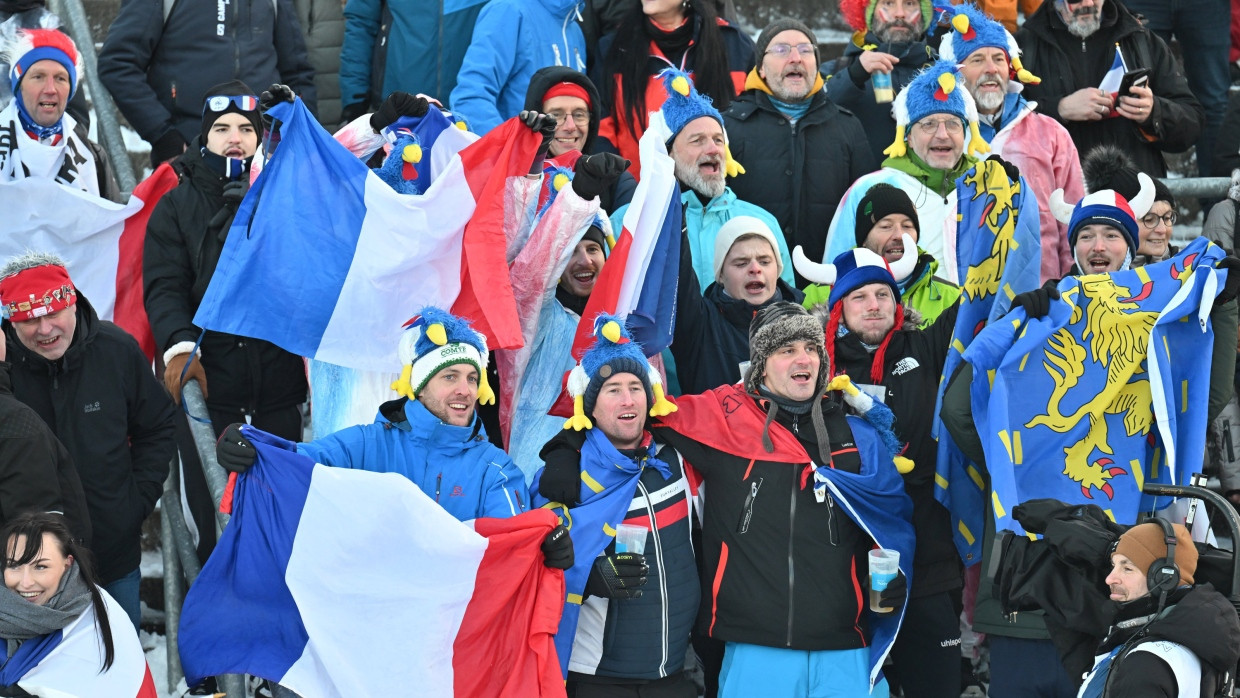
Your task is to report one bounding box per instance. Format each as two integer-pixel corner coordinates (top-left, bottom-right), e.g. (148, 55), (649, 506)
(611, 69), (793, 296)
(829, 0), (938, 165)
(724, 19), (875, 285)
(943, 4), (1084, 284)
(1016, 0), (1202, 178)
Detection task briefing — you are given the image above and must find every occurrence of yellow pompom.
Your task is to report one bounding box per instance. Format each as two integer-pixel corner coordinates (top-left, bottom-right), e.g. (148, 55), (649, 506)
(883, 125), (907, 158)
(564, 394), (594, 431)
(938, 72), (956, 95)
(951, 14), (969, 34)
(601, 320), (622, 344)
(402, 143), (422, 164)
(671, 75), (690, 97)
(455, 121), (468, 130)
(477, 370), (496, 405)
(390, 364), (416, 400)
(648, 383), (678, 418)
(426, 323), (448, 346)
(893, 456), (915, 474)
(553, 172), (570, 192)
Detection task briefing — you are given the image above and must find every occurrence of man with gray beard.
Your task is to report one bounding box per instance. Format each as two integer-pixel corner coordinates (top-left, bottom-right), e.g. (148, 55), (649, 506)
(1016, 0), (1202, 178)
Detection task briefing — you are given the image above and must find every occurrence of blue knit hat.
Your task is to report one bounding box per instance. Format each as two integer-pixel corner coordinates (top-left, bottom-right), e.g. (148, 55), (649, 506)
(937, 4), (1039, 86)
(659, 68), (723, 140)
(4, 27), (80, 99)
(1050, 172), (1156, 255)
(391, 306), (495, 406)
(564, 314), (677, 431)
(886, 59), (988, 160)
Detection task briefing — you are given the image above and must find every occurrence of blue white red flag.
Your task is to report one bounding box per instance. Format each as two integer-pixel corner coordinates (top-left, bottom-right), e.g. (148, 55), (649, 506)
(194, 99), (537, 373)
(965, 238), (1226, 536)
(1100, 44), (1127, 115)
(178, 427), (567, 698)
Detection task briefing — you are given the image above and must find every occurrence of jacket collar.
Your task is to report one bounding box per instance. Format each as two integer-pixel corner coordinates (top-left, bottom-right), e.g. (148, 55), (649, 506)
(680, 186), (737, 213)
(377, 396), (488, 446)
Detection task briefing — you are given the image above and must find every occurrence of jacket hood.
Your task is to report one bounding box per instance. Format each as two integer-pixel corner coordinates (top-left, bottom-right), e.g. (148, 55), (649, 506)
(842, 37), (933, 65)
(1144, 585), (1240, 674)
(2, 292), (100, 376)
(523, 65), (601, 153)
(1025, 0), (1138, 42)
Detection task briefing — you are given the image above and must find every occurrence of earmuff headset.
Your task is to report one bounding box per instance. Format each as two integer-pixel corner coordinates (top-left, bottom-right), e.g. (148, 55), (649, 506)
(1145, 517), (1180, 598)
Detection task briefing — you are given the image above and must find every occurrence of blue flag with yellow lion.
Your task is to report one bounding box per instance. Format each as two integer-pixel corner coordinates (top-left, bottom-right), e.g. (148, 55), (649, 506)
(965, 238), (1226, 535)
(932, 159), (1042, 564)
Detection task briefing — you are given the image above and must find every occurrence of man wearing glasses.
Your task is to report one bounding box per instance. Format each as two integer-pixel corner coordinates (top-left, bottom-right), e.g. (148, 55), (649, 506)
(724, 19), (876, 287)
(1016, 0), (1203, 179)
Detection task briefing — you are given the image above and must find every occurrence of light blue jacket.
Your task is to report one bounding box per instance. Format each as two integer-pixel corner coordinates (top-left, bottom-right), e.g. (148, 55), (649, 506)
(297, 398), (528, 521)
(449, 0), (586, 134)
(507, 298), (580, 482)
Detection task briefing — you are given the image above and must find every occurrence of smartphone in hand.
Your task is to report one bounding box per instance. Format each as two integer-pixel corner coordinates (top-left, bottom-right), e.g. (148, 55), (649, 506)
(1118, 68), (1150, 98)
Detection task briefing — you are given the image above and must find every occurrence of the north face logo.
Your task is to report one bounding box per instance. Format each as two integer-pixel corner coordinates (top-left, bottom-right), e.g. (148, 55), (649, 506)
(890, 357), (920, 376)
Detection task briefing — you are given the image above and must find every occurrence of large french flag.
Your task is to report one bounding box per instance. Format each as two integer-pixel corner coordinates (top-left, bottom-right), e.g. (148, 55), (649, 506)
(0, 590), (157, 696)
(194, 99), (537, 373)
(0, 170), (175, 360)
(569, 111), (682, 360)
(178, 427), (567, 697)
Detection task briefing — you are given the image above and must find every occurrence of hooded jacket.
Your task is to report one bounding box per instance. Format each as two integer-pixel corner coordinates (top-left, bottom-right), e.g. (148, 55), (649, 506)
(1016, 0), (1203, 178)
(724, 79), (877, 278)
(449, 0), (587, 135)
(143, 142), (309, 419)
(2, 294), (176, 584)
(296, 397), (529, 522)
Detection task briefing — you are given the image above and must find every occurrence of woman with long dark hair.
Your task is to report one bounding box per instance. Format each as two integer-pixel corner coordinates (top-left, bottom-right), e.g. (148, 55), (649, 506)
(593, 0), (754, 178)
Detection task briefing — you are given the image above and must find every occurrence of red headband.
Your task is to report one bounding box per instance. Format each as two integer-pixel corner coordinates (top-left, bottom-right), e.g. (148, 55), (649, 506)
(543, 82), (592, 110)
(0, 264), (77, 322)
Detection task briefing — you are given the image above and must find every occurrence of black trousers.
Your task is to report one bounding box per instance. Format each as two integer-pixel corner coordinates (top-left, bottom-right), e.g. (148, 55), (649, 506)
(885, 590), (963, 698)
(567, 672), (697, 698)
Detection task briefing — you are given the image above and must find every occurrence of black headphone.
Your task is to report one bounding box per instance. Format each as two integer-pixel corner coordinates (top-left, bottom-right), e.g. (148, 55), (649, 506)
(1145, 517), (1181, 597)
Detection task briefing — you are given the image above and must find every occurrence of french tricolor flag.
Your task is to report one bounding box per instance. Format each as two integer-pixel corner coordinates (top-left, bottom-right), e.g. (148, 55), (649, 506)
(0, 590), (157, 696)
(194, 99), (537, 372)
(1100, 43), (1127, 116)
(178, 427), (567, 697)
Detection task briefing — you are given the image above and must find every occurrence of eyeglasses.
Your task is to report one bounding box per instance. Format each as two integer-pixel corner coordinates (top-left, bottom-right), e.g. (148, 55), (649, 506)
(204, 94), (259, 115)
(914, 118), (964, 134)
(547, 110), (590, 127)
(766, 43), (814, 58)
(1140, 211), (1177, 228)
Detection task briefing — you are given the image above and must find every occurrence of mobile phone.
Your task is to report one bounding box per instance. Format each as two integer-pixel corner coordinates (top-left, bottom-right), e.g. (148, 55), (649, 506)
(1118, 68), (1150, 98)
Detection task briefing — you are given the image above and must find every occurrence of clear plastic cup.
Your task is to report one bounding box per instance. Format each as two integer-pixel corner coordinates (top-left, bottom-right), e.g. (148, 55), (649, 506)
(869, 548), (900, 613)
(872, 70), (894, 104)
(614, 523), (647, 555)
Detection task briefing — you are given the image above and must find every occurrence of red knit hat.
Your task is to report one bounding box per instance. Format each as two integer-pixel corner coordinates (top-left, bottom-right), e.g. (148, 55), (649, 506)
(0, 263), (76, 322)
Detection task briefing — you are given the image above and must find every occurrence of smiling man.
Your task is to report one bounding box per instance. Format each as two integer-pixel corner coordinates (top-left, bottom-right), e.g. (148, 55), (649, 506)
(0, 28), (119, 199)
(724, 19), (875, 283)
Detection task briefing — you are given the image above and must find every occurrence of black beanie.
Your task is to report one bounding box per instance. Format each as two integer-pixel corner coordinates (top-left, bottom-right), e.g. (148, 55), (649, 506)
(754, 18), (819, 67)
(201, 80), (263, 148)
(854, 183), (920, 246)
(581, 225), (607, 253)
(1082, 145), (1175, 208)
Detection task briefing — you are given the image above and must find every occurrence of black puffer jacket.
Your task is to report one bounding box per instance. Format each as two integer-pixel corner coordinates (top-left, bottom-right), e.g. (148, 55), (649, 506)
(143, 143), (308, 419)
(724, 88), (876, 280)
(2, 295), (176, 583)
(1017, 0), (1202, 177)
(97, 0), (317, 146)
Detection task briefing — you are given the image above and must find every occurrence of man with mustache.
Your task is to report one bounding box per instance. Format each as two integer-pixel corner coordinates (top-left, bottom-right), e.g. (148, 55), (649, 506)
(943, 4), (1084, 284)
(723, 19), (875, 286)
(829, 0), (938, 165)
(1016, 0), (1203, 179)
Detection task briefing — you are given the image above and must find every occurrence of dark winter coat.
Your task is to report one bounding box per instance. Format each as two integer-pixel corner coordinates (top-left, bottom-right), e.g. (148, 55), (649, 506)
(0, 362), (91, 546)
(143, 143), (308, 419)
(825, 38), (936, 167)
(2, 295), (176, 584)
(724, 86), (877, 278)
(97, 0), (317, 146)
(1017, 0), (1202, 178)
(294, 0), (343, 127)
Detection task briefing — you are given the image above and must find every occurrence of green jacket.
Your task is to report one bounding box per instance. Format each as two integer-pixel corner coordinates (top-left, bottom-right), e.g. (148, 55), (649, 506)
(802, 252), (961, 328)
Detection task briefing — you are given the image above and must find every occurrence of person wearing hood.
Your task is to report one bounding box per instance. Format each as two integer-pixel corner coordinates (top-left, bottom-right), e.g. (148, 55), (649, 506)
(827, 0), (938, 166)
(724, 18), (876, 284)
(798, 245), (963, 698)
(1081, 144), (1178, 268)
(1078, 520), (1240, 696)
(0, 253), (177, 631)
(946, 3), (1083, 284)
(803, 183), (959, 326)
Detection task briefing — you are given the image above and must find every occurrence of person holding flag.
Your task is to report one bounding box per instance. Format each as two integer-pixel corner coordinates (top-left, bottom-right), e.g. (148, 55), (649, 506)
(531, 314), (698, 697)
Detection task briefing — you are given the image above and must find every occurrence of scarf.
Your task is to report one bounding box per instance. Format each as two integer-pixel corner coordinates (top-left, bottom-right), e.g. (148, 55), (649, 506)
(882, 149), (977, 198)
(645, 15), (694, 67)
(0, 561), (91, 656)
(14, 94), (63, 143)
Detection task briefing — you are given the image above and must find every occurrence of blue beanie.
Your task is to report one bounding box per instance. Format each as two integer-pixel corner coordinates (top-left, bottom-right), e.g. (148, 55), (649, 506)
(827, 248), (901, 309)
(658, 68), (723, 141)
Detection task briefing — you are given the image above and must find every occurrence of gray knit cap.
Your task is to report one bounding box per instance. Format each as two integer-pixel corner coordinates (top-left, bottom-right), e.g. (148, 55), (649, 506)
(743, 302), (828, 395)
(754, 18), (820, 68)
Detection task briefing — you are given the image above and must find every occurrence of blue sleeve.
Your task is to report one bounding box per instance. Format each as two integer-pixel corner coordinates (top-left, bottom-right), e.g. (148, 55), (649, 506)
(296, 428), (364, 470)
(480, 455), (530, 518)
(338, 0), (382, 108)
(96, 0), (175, 142)
(448, 1), (522, 135)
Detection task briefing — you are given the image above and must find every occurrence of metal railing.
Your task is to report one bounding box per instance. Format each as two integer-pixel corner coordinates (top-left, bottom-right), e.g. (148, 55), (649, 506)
(1161, 176), (1233, 200)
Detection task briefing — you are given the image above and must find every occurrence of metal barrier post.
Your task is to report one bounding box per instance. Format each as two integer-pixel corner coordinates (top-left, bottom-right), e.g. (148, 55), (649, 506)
(1160, 177), (1232, 200)
(181, 380), (232, 531)
(160, 464), (186, 692)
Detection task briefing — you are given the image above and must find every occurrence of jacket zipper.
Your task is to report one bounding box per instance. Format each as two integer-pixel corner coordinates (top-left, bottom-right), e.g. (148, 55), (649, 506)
(736, 478), (762, 534)
(636, 480), (670, 676)
(826, 492), (839, 546)
(787, 472), (797, 646)
(435, 472), (442, 502)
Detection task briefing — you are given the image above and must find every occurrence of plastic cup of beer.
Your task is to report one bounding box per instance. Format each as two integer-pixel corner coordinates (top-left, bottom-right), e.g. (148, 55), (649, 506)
(869, 549), (900, 613)
(614, 524), (647, 555)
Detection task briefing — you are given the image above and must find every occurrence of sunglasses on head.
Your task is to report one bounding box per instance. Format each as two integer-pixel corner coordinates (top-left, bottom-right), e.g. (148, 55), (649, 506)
(204, 94), (259, 115)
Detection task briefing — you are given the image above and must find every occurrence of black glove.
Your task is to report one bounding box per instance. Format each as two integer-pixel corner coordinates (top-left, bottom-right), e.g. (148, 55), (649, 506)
(221, 179), (249, 205)
(150, 129), (187, 167)
(259, 84), (295, 112)
(519, 110), (557, 174)
(571, 152), (630, 200)
(585, 553), (648, 599)
(1216, 256), (1240, 305)
(537, 447), (582, 505)
(541, 524), (574, 570)
(877, 569), (907, 612)
(988, 154), (1020, 183)
(1012, 285), (1061, 319)
(370, 92), (430, 132)
(216, 423), (257, 474)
